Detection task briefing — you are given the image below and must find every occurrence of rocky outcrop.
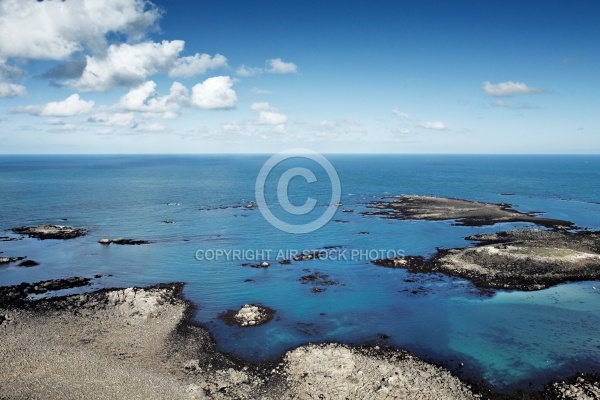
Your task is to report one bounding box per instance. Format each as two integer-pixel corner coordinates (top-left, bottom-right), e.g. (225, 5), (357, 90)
(219, 304), (275, 327)
(284, 343), (480, 400)
(12, 224), (87, 240)
(0, 256), (25, 264)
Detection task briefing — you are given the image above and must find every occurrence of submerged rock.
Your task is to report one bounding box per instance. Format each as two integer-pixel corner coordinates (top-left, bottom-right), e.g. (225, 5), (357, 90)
(98, 238), (150, 245)
(17, 260), (39, 268)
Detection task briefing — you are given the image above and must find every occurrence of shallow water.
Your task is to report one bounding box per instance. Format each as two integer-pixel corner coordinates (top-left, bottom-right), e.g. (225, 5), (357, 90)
(1, 154), (600, 393)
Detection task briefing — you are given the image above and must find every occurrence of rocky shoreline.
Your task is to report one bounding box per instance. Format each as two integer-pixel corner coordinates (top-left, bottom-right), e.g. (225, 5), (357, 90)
(1, 281), (598, 399)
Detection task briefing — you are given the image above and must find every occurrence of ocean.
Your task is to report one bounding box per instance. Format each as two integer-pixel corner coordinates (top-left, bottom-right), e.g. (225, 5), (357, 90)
(1, 154), (600, 393)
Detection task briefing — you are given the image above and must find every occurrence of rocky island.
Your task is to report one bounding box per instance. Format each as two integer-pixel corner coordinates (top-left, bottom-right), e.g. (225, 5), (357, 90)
(364, 195), (574, 229)
(375, 228), (600, 291)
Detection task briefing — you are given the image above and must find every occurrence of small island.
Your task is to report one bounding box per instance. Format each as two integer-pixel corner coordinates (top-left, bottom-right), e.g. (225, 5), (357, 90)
(364, 195), (574, 229)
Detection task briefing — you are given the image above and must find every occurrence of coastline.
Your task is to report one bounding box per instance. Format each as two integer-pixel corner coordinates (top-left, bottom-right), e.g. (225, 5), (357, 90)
(1, 282), (598, 399)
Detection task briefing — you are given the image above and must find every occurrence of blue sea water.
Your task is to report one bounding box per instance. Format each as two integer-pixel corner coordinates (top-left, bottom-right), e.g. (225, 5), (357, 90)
(1, 154), (600, 393)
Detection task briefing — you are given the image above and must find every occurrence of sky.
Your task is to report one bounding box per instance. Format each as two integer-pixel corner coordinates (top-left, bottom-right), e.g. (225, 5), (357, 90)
(0, 0), (599, 154)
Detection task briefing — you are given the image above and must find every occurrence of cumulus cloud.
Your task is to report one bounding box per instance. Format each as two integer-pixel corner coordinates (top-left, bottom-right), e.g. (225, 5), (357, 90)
(482, 81), (542, 97)
(15, 94), (94, 117)
(266, 58), (297, 74)
(190, 76), (237, 110)
(0, 82), (26, 98)
(169, 53), (227, 78)
(75, 40), (184, 91)
(0, 0), (160, 61)
(40, 94), (95, 117)
(118, 80), (188, 119)
(418, 121), (447, 130)
(251, 102), (288, 127)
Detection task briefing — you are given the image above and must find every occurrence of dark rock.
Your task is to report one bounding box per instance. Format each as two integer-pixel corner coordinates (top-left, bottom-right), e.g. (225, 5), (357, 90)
(17, 260), (39, 267)
(299, 271), (339, 291)
(28, 277), (91, 294)
(12, 224), (87, 240)
(241, 261), (270, 268)
(99, 238), (150, 245)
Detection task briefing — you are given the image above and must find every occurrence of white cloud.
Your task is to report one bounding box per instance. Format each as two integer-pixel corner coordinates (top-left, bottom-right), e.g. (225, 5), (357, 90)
(118, 80), (188, 119)
(190, 76), (237, 110)
(258, 111), (288, 125)
(392, 109), (411, 120)
(0, 82), (26, 98)
(0, 0), (160, 60)
(40, 94), (95, 117)
(75, 40), (184, 91)
(88, 112), (136, 128)
(15, 94), (94, 117)
(251, 102), (288, 126)
(482, 81), (542, 97)
(418, 121), (447, 130)
(266, 58), (297, 74)
(169, 53), (227, 78)
(236, 65), (263, 77)
(236, 59), (297, 77)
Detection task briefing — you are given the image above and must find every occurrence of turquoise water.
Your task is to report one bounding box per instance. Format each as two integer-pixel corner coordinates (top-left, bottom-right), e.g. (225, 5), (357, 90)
(1, 154), (600, 393)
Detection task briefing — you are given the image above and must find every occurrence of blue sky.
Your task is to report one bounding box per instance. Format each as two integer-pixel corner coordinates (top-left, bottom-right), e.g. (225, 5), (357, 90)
(0, 0), (599, 154)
